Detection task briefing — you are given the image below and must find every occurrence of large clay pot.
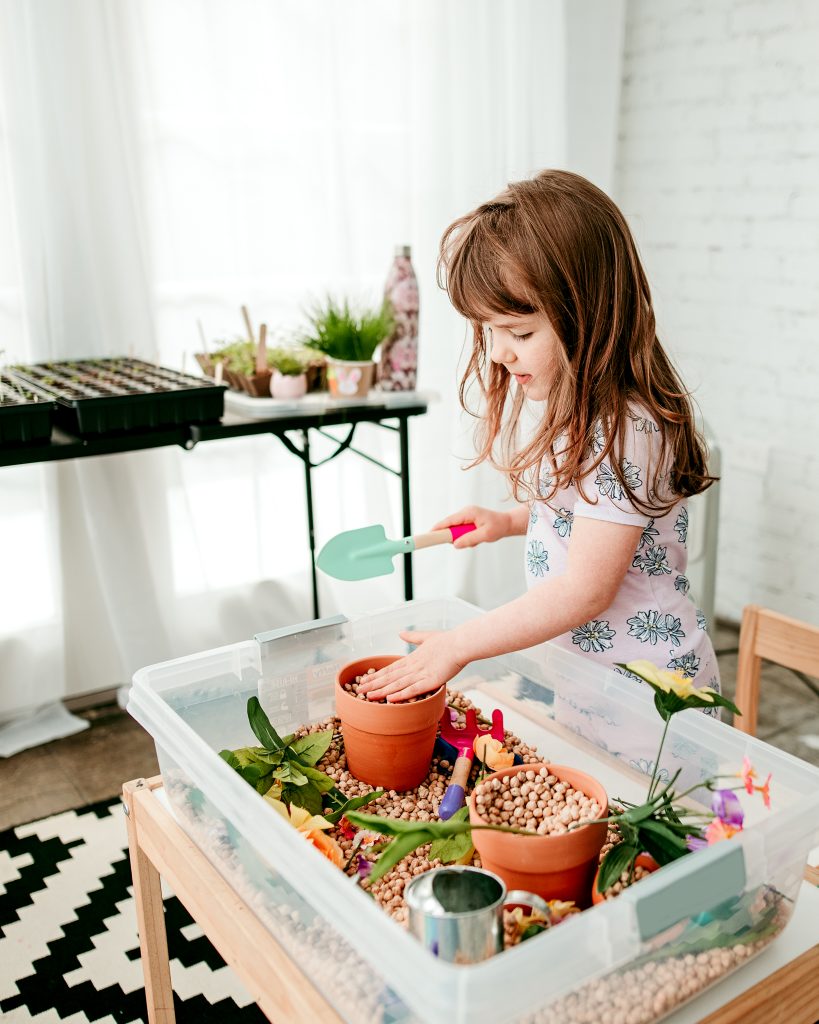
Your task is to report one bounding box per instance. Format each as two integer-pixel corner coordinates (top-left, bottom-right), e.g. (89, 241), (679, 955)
(592, 852), (660, 905)
(468, 762), (608, 908)
(335, 656), (445, 790)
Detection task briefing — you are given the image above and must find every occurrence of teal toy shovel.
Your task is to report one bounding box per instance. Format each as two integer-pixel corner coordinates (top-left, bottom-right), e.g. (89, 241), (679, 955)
(317, 522), (476, 581)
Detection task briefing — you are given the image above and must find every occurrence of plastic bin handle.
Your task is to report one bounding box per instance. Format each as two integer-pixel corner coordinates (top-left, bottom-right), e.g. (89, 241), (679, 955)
(255, 613), (348, 646)
(630, 842), (746, 941)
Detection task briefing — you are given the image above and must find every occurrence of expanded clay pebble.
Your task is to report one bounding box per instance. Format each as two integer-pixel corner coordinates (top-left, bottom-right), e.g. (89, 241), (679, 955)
(473, 766), (601, 835)
(343, 668), (427, 703)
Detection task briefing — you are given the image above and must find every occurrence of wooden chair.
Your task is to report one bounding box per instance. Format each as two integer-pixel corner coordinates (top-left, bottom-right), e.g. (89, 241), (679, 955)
(734, 605), (819, 735)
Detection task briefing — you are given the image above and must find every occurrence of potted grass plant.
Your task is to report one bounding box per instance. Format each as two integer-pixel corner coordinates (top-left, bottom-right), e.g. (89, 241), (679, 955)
(302, 296), (394, 398)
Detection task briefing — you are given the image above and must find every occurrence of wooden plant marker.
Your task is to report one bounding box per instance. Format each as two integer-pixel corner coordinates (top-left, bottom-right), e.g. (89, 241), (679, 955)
(256, 323), (268, 374)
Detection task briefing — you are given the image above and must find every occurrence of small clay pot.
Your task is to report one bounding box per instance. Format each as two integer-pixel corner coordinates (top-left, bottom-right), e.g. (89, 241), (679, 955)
(335, 655), (445, 790)
(270, 371), (307, 400)
(591, 852), (660, 905)
(468, 763), (608, 908)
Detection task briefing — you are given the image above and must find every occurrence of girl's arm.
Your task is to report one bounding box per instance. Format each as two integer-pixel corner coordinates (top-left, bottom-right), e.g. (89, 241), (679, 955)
(361, 517), (642, 702)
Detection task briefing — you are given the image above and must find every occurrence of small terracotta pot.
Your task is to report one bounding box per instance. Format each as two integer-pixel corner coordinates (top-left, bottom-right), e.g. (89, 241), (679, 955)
(270, 371), (307, 399)
(326, 359), (375, 398)
(335, 655), (445, 790)
(468, 763), (608, 908)
(591, 852), (660, 905)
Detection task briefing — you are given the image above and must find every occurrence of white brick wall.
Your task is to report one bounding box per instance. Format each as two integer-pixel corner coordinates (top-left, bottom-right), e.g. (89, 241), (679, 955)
(614, 0), (819, 626)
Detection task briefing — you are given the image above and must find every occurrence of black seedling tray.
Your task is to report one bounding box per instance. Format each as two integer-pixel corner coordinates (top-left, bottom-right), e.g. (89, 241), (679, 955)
(0, 374), (57, 445)
(8, 358), (226, 437)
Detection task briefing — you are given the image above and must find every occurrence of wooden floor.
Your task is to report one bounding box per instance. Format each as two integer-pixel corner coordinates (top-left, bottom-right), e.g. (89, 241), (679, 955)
(1, 621), (818, 831)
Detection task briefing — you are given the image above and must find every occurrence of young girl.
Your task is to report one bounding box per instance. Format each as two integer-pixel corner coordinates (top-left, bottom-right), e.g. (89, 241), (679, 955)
(361, 169), (719, 707)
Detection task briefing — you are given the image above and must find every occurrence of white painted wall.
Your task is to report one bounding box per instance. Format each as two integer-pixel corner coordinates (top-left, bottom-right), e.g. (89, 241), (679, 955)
(614, 0), (819, 624)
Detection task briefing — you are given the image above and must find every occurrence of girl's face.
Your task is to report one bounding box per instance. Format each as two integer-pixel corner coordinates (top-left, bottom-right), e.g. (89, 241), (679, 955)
(484, 314), (561, 401)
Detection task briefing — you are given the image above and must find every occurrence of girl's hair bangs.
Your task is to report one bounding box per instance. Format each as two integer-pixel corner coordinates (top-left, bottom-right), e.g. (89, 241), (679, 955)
(443, 221), (537, 327)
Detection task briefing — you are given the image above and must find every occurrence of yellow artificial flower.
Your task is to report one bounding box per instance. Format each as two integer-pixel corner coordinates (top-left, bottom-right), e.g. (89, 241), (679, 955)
(473, 735), (515, 769)
(265, 797), (344, 867)
(626, 661), (718, 703)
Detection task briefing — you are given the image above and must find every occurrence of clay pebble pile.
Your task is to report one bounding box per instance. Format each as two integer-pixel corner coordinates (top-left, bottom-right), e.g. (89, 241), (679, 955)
(473, 767), (601, 835)
(524, 923), (783, 1024)
(302, 688), (541, 926)
(342, 667), (427, 703)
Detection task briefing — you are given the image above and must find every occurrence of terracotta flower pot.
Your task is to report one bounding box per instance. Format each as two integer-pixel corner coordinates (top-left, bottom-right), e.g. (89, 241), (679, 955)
(335, 656), (445, 790)
(468, 763), (608, 908)
(592, 852), (660, 905)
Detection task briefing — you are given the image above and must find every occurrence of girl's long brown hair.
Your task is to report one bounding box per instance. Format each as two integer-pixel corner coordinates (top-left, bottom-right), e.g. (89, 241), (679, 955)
(437, 169), (715, 515)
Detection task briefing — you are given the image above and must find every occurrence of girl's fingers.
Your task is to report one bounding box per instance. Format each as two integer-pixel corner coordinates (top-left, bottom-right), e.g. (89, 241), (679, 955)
(431, 508), (477, 531)
(399, 630), (434, 645)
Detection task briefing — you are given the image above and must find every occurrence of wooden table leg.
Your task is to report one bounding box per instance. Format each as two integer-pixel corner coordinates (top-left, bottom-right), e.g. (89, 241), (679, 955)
(123, 779), (176, 1024)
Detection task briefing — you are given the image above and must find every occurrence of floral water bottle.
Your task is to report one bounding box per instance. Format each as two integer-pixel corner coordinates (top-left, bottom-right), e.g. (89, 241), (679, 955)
(378, 245), (419, 391)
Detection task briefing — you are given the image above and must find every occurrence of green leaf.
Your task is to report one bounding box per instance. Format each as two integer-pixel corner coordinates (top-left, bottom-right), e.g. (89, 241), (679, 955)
(346, 810), (472, 840)
(597, 843), (639, 894)
(429, 807), (474, 864)
(296, 763), (337, 793)
(637, 818), (689, 865)
(289, 730), (334, 767)
(520, 923), (548, 942)
(247, 696), (287, 752)
(255, 775), (275, 796)
(368, 832), (427, 884)
(323, 791), (383, 824)
(219, 749), (240, 769)
(274, 761), (309, 787)
(286, 782), (324, 816)
(621, 801), (662, 826)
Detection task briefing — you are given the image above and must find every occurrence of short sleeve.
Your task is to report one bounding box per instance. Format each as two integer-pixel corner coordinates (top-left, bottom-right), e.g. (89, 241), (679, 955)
(572, 411), (665, 528)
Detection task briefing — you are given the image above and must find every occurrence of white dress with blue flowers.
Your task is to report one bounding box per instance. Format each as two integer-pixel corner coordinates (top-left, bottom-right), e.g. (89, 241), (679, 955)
(524, 410), (720, 701)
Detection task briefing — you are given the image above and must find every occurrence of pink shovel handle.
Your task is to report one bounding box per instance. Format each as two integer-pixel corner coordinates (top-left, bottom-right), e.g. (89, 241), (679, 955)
(449, 523), (477, 542)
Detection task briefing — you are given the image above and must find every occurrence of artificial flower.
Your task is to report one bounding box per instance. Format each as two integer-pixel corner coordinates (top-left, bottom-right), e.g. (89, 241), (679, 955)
(625, 660), (719, 702)
(337, 817), (357, 841)
(473, 735), (515, 769)
(356, 854), (373, 880)
(703, 817), (742, 844)
(711, 788), (744, 828)
(756, 773), (772, 809)
(740, 756), (758, 795)
(265, 797), (344, 867)
(546, 899), (579, 923)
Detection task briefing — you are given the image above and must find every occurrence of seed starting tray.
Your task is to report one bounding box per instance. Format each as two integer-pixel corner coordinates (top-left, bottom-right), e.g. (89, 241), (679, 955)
(9, 358), (226, 437)
(0, 373), (57, 445)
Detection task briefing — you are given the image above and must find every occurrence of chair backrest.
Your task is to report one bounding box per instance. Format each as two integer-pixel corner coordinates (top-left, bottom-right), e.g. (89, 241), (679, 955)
(734, 604), (819, 735)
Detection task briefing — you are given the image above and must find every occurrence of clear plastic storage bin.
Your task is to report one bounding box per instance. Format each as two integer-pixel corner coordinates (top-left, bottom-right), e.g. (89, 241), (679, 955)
(128, 598), (819, 1024)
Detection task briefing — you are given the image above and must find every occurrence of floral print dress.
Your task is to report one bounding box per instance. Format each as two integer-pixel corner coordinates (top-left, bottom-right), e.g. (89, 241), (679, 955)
(524, 410), (720, 704)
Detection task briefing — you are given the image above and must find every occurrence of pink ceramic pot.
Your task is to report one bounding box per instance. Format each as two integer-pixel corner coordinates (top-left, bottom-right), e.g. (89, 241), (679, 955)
(270, 371), (307, 399)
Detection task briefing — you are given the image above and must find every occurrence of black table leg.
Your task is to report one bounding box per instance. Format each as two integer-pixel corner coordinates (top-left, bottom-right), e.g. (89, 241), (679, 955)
(399, 415), (413, 600)
(302, 428), (320, 619)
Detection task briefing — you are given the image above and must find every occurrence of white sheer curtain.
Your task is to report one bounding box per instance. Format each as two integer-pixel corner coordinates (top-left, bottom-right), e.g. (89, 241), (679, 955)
(0, 0), (624, 730)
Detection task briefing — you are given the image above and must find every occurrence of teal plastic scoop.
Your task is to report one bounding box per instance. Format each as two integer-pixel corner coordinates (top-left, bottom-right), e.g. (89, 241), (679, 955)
(317, 522), (476, 581)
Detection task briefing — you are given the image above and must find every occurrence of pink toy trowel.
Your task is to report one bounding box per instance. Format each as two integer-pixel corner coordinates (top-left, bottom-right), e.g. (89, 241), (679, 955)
(438, 707), (505, 820)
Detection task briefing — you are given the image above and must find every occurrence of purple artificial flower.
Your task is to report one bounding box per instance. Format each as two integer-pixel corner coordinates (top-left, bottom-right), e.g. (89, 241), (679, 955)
(711, 789), (744, 828)
(356, 855), (373, 880)
(686, 834), (708, 851)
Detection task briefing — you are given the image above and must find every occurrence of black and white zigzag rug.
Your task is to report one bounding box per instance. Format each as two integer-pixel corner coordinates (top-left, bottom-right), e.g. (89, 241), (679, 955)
(0, 798), (266, 1022)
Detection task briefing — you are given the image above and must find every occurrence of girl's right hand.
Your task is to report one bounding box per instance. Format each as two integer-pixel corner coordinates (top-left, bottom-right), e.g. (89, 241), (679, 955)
(432, 506), (512, 548)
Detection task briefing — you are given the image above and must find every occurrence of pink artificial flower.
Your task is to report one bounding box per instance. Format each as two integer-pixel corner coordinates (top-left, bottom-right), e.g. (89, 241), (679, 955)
(704, 817), (742, 845)
(755, 773), (772, 809)
(740, 756), (758, 795)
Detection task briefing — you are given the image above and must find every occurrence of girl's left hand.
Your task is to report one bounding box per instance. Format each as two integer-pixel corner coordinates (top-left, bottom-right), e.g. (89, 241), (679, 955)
(357, 630), (465, 703)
